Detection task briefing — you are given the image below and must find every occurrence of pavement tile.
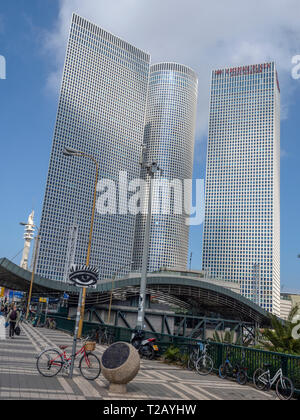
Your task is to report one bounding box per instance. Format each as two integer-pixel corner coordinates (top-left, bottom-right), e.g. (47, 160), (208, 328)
(0, 318), (277, 401)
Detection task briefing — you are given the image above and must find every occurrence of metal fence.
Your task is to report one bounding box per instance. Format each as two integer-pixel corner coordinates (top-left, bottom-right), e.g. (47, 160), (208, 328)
(39, 314), (300, 396)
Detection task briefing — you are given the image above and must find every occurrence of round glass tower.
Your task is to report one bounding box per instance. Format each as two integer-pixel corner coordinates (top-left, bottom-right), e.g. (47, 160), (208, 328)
(132, 62), (198, 273)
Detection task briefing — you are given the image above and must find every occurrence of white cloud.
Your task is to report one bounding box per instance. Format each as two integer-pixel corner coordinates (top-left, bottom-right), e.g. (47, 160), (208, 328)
(43, 0), (300, 141)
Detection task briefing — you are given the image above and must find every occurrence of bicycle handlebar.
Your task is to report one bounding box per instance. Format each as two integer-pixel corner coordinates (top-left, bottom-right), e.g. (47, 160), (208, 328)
(74, 335), (92, 344)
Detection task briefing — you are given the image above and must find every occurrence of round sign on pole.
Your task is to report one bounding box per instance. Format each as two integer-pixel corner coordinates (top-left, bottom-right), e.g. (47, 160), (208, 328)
(68, 264), (99, 288)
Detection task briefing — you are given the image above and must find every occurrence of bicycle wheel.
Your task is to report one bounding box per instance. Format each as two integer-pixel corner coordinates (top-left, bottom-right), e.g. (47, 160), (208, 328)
(237, 369), (247, 385)
(196, 356), (213, 376)
(108, 333), (114, 345)
(79, 352), (101, 380)
(219, 364), (228, 379)
(37, 349), (63, 377)
(100, 334), (107, 345)
(188, 350), (198, 370)
(253, 368), (268, 390)
(187, 358), (195, 370)
(276, 377), (294, 400)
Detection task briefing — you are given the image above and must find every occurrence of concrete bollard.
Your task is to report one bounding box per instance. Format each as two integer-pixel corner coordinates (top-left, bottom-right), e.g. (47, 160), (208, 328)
(101, 342), (140, 394)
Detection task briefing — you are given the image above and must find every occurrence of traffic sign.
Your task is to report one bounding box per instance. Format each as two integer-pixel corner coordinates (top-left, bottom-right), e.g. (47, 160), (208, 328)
(39, 298), (48, 303)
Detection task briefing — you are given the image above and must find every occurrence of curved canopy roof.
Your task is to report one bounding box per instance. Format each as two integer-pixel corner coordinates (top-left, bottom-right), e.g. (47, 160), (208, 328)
(0, 258), (271, 326)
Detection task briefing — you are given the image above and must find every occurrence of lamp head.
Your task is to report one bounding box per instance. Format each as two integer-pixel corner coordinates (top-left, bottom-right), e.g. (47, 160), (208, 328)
(63, 147), (82, 157)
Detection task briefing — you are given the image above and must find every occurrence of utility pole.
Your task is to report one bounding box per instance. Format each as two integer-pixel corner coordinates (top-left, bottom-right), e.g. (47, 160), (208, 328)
(62, 146), (99, 379)
(69, 287), (83, 379)
(136, 147), (161, 330)
(62, 146), (99, 339)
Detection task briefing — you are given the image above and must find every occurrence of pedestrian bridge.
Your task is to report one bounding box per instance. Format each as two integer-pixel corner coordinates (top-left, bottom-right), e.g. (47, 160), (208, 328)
(0, 257), (271, 326)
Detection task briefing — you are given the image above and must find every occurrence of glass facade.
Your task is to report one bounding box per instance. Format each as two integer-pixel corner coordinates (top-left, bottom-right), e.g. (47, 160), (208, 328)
(132, 63), (198, 272)
(202, 62), (280, 315)
(36, 14), (150, 281)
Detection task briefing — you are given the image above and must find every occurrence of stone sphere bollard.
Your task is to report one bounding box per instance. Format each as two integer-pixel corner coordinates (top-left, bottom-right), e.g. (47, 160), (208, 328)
(101, 342), (140, 394)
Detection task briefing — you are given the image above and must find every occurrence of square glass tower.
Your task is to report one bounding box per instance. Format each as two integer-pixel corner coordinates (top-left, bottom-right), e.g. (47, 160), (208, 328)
(36, 14), (150, 281)
(203, 62), (280, 315)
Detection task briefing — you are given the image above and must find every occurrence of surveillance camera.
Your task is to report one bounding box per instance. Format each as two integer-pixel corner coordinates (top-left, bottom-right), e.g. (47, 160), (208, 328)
(150, 162), (159, 173)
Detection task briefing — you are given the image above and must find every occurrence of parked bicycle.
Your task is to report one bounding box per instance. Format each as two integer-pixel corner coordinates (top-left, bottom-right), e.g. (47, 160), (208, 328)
(195, 342), (214, 375)
(219, 351), (248, 385)
(188, 341), (214, 375)
(45, 318), (57, 329)
(253, 363), (294, 400)
(188, 343), (200, 370)
(99, 326), (114, 345)
(32, 314), (41, 327)
(36, 336), (101, 380)
(88, 327), (101, 344)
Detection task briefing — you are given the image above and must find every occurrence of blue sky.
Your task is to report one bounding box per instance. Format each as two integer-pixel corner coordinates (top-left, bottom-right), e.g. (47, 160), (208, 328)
(0, 0), (300, 291)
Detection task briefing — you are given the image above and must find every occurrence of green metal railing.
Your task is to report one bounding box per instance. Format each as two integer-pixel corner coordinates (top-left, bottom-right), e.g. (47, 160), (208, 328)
(41, 314), (300, 396)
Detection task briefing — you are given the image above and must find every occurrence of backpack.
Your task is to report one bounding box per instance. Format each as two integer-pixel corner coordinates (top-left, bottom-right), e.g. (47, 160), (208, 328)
(10, 310), (17, 321)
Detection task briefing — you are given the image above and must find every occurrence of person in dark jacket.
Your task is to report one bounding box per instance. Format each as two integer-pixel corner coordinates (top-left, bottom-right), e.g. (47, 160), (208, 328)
(6, 305), (20, 338)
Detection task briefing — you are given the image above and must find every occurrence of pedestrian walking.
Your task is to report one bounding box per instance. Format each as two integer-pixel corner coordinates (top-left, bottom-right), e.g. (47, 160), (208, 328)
(6, 305), (20, 339)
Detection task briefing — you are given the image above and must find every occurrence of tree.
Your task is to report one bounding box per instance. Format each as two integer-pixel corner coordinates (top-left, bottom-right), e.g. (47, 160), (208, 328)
(259, 305), (300, 355)
(212, 329), (252, 346)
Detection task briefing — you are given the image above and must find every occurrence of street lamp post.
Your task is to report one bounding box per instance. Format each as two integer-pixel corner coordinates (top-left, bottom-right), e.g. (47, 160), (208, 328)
(136, 151), (161, 330)
(63, 147), (99, 338)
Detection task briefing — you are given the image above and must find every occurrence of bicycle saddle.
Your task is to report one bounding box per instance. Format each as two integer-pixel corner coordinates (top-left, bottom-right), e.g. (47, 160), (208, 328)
(59, 345), (69, 350)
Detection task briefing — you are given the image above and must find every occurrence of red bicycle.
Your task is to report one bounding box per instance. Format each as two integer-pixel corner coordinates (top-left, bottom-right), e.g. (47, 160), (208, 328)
(36, 337), (101, 380)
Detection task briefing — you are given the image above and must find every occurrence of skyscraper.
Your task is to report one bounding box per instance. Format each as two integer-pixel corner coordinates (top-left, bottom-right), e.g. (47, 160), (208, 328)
(36, 14), (150, 281)
(132, 63), (198, 273)
(202, 62), (280, 315)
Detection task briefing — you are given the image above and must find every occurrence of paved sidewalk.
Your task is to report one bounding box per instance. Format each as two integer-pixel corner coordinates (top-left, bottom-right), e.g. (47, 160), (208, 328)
(0, 318), (276, 400)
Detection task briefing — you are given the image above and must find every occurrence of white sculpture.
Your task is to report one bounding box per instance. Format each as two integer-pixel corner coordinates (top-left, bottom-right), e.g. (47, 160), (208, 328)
(20, 211), (35, 270)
